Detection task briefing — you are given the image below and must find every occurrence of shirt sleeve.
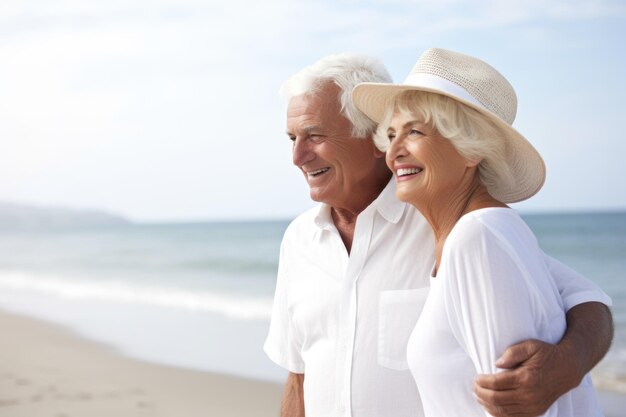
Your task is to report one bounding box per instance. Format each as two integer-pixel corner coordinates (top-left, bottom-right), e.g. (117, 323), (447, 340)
(543, 254), (612, 311)
(441, 221), (559, 417)
(263, 237), (306, 374)
(444, 222), (565, 417)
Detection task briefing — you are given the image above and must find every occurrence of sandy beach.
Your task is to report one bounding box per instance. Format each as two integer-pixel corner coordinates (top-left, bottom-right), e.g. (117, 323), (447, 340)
(0, 310), (283, 417)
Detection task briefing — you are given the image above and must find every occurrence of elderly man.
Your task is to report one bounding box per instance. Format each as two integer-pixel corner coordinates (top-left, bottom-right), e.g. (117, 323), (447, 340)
(264, 53), (613, 417)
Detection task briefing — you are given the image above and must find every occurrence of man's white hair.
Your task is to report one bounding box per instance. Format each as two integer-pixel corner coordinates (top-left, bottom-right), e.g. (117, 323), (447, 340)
(281, 53), (392, 139)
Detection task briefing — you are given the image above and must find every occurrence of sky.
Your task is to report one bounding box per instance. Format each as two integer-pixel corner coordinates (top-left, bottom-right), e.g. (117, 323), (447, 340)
(1, 0), (625, 222)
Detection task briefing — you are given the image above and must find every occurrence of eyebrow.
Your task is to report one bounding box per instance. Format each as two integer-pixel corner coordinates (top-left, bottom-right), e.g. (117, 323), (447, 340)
(286, 125), (323, 136)
(402, 119), (422, 130)
(387, 120), (421, 132)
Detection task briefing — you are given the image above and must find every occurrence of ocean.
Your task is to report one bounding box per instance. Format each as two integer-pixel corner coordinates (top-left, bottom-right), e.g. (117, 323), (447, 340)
(0, 211), (624, 391)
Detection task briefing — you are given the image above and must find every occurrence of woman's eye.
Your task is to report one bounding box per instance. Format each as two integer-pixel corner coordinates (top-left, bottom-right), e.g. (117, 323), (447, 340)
(410, 129), (423, 136)
(387, 133), (396, 142)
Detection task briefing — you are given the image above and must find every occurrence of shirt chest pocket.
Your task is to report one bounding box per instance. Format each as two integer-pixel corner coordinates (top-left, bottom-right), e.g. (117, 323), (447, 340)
(378, 288), (430, 370)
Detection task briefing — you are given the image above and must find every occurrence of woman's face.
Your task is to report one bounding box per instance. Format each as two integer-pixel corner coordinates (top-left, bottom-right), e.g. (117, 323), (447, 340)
(384, 109), (476, 208)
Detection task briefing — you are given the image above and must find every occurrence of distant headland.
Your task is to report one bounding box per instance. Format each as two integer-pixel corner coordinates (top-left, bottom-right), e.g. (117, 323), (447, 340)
(0, 202), (131, 231)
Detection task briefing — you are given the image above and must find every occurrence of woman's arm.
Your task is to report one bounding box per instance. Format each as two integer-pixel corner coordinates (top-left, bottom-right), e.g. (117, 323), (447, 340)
(442, 219), (565, 417)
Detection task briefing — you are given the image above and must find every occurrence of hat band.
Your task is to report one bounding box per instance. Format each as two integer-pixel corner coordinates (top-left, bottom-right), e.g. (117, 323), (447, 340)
(403, 72), (485, 112)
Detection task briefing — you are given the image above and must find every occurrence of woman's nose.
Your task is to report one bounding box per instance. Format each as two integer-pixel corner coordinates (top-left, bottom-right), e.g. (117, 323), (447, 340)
(387, 136), (406, 160)
(386, 136), (408, 171)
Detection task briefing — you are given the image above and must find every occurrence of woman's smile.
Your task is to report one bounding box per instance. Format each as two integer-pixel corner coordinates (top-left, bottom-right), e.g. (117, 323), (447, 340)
(394, 165), (423, 182)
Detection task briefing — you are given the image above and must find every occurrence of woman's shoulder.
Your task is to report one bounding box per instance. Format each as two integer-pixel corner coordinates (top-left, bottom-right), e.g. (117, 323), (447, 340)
(459, 206), (521, 225)
(451, 207), (520, 237)
(446, 207), (537, 255)
(441, 208), (548, 298)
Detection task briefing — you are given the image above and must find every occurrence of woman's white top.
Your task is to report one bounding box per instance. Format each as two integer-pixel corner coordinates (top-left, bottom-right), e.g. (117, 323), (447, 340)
(407, 208), (602, 417)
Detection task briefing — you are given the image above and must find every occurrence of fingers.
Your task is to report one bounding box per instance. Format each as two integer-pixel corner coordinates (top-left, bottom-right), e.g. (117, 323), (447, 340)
(475, 371), (520, 390)
(473, 380), (520, 404)
(473, 379), (544, 417)
(475, 394), (532, 417)
(476, 341), (564, 417)
(474, 370), (552, 417)
(495, 339), (544, 369)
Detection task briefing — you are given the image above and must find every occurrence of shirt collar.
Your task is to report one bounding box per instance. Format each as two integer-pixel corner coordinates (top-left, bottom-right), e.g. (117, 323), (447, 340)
(373, 179), (406, 224)
(312, 179), (406, 231)
(313, 203), (334, 230)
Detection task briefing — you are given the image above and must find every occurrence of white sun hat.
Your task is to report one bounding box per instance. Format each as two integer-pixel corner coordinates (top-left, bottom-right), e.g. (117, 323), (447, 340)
(352, 47), (546, 203)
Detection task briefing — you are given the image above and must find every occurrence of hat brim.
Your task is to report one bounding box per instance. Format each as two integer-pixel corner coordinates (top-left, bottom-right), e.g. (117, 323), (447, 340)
(352, 82), (546, 203)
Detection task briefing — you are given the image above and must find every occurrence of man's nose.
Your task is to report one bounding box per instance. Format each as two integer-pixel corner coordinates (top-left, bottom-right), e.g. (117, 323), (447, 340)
(292, 137), (313, 167)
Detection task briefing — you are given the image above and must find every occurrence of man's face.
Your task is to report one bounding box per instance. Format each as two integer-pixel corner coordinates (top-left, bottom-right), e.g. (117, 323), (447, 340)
(286, 83), (384, 210)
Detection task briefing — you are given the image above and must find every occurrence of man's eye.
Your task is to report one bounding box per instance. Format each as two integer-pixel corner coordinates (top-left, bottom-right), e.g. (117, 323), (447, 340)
(288, 135), (296, 142)
(310, 134), (324, 143)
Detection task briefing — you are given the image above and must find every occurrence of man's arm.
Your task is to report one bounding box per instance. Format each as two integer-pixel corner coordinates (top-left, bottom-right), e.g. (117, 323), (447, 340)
(474, 302), (613, 417)
(281, 372), (305, 417)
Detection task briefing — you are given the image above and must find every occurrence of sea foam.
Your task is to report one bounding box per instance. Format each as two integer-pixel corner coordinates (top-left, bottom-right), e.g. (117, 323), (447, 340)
(0, 270), (273, 320)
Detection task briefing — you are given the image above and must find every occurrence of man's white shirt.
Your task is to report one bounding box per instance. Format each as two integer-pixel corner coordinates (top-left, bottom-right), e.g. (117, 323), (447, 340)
(264, 180), (612, 417)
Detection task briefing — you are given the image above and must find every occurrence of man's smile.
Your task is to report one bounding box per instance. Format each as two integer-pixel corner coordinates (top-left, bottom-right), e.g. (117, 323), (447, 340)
(306, 167), (330, 179)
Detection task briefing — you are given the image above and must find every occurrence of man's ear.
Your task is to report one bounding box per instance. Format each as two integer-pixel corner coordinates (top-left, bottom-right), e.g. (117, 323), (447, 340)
(373, 147), (386, 159)
(466, 157), (481, 168)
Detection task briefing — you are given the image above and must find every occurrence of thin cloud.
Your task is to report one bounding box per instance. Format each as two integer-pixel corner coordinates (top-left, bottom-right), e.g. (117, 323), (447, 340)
(275, 0), (626, 43)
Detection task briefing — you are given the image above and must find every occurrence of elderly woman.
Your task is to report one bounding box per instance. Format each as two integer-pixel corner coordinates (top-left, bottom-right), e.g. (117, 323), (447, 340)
(352, 48), (603, 416)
